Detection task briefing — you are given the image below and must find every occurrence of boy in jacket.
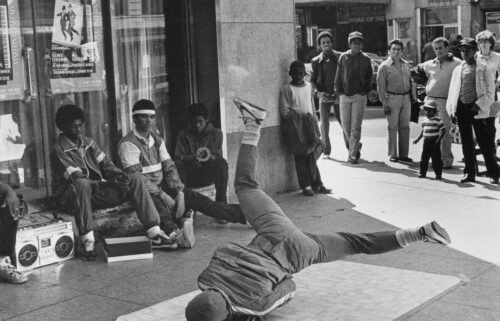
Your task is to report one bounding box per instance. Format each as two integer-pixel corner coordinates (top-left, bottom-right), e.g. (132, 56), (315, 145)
(184, 98), (452, 321)
(51, 104), (175, 260)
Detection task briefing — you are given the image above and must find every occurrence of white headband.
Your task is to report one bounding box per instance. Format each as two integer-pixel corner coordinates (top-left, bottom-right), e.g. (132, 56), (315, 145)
(133, 110), (156, 115)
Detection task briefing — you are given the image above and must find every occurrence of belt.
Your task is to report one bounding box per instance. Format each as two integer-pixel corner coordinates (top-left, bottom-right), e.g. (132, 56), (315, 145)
(387, 91), (409, 96)
(427, 96), (447, 100)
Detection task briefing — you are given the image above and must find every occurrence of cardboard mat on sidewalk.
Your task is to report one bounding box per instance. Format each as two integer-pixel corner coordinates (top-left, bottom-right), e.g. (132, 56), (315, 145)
(116, 260), (462, 321)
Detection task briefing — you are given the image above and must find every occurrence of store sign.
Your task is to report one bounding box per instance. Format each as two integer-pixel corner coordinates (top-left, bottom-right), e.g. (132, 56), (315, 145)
(0, 0), (24, 102)
(48, 0), (105, 94)
(337, 5), (385, 24)
(487, 12), (500, 24)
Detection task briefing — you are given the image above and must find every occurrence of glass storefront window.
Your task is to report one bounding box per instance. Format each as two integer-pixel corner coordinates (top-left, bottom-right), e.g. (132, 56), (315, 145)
(422, 7), (457, 25)
(110, 0), (170, 140)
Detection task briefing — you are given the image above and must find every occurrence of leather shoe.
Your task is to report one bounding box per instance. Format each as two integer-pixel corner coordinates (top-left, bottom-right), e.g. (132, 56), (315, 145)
(389, 157), (398, 162)
(490, 177), (499, 184)
(460, 174), (475, 183)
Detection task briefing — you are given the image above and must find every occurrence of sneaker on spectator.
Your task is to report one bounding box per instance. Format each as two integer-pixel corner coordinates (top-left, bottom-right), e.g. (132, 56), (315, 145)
(0, 256), (28, 284)
(177, 210), (195, 248)
(420, 221), (451, 245)
(150, 230), (178, 250)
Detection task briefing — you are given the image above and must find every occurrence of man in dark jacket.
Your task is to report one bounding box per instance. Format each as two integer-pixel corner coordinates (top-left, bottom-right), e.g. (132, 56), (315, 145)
(175, 103), (229, 203)
(310, 30), (347, 157)
(51, 104), (175, 260)
(184, 98), (452, 321)
(335, 31), (373, 164)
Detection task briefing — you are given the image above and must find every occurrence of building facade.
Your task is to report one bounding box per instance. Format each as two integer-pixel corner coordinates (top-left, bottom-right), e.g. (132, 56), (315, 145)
(0, 0), (298, 208)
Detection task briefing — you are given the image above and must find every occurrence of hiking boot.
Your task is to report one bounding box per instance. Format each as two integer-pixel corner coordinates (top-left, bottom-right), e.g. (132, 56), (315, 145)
(177, 210), (195, 248)
(150, 230), (178, 250)
(233, 97), (267, 125)
(0, 257), (28, 284)
(420, 221), (451, 245)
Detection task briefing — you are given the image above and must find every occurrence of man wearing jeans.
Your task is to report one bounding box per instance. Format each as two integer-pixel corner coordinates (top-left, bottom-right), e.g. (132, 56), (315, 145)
(310, 31), (347, 157)
(335, 31), (373, 164)
(415, 37), (461, 169)
(184, 98), (452, 321)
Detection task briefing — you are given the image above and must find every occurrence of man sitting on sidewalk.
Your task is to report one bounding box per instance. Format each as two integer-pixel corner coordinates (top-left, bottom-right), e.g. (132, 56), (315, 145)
(175, 103), (229, 203)
(118, 100), (247, 249)
(184, 98), (452, 321)
(51, 105), (175, 261)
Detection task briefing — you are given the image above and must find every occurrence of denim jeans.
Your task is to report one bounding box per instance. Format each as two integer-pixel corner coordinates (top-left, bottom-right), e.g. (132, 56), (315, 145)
(234, 143), (401, 274)
(386, 94), (411, 158)
(319, 102), (348, 155)
(339, 94), (367, 160)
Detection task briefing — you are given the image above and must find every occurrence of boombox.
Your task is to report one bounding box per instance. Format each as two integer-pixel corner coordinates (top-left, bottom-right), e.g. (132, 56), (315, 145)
(15, 218), (75, 271)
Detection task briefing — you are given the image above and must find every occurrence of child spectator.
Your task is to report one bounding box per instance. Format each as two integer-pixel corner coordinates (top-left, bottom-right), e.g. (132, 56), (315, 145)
(280, 61), (331, 196)
(413, 101), (445, 179)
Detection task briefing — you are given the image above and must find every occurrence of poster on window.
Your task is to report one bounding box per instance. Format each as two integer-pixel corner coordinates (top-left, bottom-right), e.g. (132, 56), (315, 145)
(0, 0), (24, 101)
(48, 0), (105, 94)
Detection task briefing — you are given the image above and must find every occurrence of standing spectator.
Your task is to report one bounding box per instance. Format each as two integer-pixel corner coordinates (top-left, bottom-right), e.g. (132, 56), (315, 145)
(175, 103), (229, 203)
(310, 31), (347, 158)
(377, 39), (414, 163)
(280, 61), (332, 196)
(415, 37), (461, 169)
(0, 181), (28, 284)
(413, 101), (445, 179)
(335, 31), (373, 164)
(476, 30), (500, 161)
(450, 34), (463, 59)
(422, 36), (436, 62)
(446, 38), (499, 184)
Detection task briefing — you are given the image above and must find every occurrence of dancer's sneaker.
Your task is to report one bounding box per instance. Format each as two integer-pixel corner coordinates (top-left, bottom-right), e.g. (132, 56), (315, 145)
(232, 97), (267, 125)
(420, 221), (451, 245)
(0, 257), (28, 284)
(150, 230), (178, 250)
(177, 210), (195, 248)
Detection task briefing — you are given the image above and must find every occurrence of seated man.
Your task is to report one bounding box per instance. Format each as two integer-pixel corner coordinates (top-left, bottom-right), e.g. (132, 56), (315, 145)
(175, 103), (229, 203)
(0, 181), (28, 284)
(117, 100), (246, 249)
(51, 104), (175, 261)
(184, 98), (452, 321)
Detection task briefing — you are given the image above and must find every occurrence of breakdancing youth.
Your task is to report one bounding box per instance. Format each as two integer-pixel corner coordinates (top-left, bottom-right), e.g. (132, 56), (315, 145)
(185, 97), (451, 321)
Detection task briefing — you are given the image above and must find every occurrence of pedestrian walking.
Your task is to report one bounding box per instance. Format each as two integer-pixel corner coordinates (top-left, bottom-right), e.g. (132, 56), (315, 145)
(377, 39), (414, 163)
(335, 31), (372, 164)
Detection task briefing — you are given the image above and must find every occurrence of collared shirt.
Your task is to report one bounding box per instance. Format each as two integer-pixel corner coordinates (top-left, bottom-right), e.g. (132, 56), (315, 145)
(376, 56), (412, 106)
(422, 116), (445, 137)
(419, 54), (461, 98)
(459, 62), (477, 104)
(310, 50), (341, 96)
(476, 51), (500, 84)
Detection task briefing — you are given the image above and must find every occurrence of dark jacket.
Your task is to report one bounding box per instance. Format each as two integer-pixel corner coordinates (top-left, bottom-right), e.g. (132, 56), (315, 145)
(197, 242), (296, 317)
(310, 50), (341, 94)
(175, 123), (223, 162)
(51, 134), (122, 198)
(334, 50), (373, 96)
(282, 111), (323, 158)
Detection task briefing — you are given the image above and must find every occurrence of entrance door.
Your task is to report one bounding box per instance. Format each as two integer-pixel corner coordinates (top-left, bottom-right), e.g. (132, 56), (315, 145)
(0, 0), (111, 207)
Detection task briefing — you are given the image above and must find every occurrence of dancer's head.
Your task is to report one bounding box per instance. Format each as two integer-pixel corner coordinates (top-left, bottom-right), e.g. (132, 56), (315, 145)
(185, 290), (229, 321)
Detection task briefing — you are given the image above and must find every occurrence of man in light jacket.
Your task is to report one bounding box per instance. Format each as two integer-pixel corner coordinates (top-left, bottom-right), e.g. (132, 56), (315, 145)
(446, 38), (499, 184)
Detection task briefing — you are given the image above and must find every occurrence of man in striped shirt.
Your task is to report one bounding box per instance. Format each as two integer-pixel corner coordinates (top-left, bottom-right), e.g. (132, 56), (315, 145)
(413, 101), (446, 179)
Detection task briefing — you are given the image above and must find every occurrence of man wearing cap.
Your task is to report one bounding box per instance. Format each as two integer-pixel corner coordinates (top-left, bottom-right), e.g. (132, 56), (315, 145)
(310, 30), (347, 157)
(51, 104), (175, 261)
(415, 37), (461, 169)
(118, 100), (247, 249)
(446, 38), (499, 184)
(334, 31), (373, 164)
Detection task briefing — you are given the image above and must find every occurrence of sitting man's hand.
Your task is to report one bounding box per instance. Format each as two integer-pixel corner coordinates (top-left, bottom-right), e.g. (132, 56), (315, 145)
(174, 191), (185, 218)
(111, 172), (130, 191)
(5, 190), (20, 220)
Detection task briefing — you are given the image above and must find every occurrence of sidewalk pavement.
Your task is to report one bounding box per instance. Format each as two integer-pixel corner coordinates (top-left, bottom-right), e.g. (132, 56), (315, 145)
(1, 109), (499, 321)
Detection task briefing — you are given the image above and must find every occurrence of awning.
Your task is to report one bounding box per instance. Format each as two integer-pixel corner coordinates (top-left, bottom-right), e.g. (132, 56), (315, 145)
(295, 0), (390, 5)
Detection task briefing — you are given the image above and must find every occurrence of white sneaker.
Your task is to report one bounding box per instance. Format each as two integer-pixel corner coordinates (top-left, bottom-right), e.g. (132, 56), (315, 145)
(0, 257), (28, 284)
(232, 97), (267, 125)
(420, 221), (451, 245)
(177, 210), (195, 248)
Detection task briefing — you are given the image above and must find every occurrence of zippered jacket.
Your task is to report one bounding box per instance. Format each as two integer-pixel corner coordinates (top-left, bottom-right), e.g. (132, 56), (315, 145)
(51, 134), (122, 197)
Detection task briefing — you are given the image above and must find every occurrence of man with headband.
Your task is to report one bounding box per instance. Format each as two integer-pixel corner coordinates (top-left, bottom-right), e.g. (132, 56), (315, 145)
(51, 104), (175, 261)
(118, 100), (247, 250)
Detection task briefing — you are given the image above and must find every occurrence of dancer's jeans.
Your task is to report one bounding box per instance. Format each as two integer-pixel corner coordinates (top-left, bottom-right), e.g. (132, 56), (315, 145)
(234, 144), (401, 274)
(339, 94), (366, 161)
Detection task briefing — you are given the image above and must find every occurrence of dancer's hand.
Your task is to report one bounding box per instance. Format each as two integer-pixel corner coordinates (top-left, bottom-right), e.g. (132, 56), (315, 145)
(174, 191), (185, 218)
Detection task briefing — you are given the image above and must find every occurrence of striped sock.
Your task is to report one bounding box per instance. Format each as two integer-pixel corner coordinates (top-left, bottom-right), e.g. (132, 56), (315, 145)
(395, 227), (424, 247)
(241, 122), (261, 146)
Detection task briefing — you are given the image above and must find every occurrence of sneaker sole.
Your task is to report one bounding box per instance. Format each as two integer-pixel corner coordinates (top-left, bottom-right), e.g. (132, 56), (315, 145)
(429, 221), (451, 245)
(151, 242), (178, 250)
(178, 219), (195, 248)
